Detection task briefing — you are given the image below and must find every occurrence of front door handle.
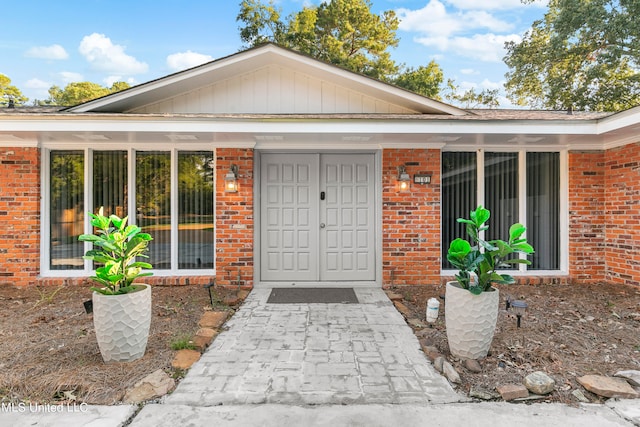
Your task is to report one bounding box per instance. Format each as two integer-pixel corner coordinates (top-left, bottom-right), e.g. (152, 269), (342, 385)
(320, 223), (326, 229)
(320, 191), (325, 200)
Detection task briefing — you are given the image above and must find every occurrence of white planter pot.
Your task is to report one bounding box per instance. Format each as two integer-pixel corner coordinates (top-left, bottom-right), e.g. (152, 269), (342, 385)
(445, 281), (499, 359)
(93, 284), (151, 362)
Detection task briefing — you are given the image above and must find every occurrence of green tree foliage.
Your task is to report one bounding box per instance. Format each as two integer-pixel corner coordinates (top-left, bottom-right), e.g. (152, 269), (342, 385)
(448, 88), (500, 109)
(237, 0), (449, 98)
(0, 74), (29, 106)
(505, 0), (640, 111)
(46, 81), (131, 106)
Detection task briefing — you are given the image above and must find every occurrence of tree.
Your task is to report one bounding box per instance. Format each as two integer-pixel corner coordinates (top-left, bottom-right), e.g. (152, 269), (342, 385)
(238, 0), (400, 81)
(46, 81), (131, 106)
(393, 62), (444, 99)
(504, 0), (640, 111)
(448, 88), (500, 109)
(0, 74), (28, 106)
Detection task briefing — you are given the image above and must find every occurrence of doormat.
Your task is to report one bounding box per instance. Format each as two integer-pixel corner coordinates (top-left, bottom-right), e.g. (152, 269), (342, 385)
(267, 288), (359, 304)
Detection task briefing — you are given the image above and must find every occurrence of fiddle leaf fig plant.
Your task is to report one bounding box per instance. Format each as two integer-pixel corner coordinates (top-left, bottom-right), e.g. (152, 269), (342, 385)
(446, 206), (534, 295)
(79, 207), (153, 295)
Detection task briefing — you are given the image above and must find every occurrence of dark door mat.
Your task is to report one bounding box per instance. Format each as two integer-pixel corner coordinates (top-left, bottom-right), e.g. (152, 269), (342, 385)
(267, 287), (359, 304)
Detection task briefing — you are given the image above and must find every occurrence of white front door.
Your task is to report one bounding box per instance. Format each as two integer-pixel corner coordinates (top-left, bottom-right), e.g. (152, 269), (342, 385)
(260, 153), (376, 282)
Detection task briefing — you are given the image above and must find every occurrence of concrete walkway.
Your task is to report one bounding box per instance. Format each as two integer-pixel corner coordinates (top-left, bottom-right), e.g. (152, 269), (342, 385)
(165, 287), (460, 406)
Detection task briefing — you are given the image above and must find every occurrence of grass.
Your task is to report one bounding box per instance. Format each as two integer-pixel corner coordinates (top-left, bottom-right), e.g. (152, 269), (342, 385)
(170, 334), (198, 351)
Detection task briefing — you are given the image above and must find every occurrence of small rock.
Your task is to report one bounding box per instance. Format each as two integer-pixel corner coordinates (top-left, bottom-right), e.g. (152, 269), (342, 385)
(433, 356), (444, 373)
(524, 371), (555, 395)
(469, 387), (497, 400)
(572, 389), (590, 403)
(496, 384), (529, 401)
(615, 370), (640, 387)
(443, 361), (461, 384)
(462, 359), (482, 373)
(123, 369), (175, 403)
(385, 291), (403, 302)
(223, 295), (240, 306)
(199, 311), (229, 329)
(172, 349), (201, 370)
(192, 327), (218, 350)
(393, 301), (412, 318)
(422, 345), (442, 362)
(577, 375), (639, 399)
(584, 315), (595, 322)
(408, 318), (424, 328)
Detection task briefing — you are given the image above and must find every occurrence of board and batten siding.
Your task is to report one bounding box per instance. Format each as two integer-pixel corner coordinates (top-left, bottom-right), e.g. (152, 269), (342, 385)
(130, 65), (417, 114)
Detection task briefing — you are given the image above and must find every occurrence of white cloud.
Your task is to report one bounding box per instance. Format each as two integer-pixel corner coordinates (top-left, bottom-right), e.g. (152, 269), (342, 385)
(416, 33), (521, 62)
(166, 51), (214, 72)
(25, 44), (68, 60)
(59, 71), (84, 83)
(460, 68), (479, 75)
(79, 33), (148, 74)
(24, 78), (50, 89)
(445, 0), (546, 10)
(398, 1), (513, 36)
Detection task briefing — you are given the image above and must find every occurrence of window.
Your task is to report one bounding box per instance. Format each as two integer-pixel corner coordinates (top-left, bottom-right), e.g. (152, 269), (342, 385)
(44, 148), (215, 275)
(442, 151), (561, 271)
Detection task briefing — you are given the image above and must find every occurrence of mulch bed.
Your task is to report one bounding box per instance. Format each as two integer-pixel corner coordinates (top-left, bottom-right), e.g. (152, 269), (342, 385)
(391, 281), (640, 404)
(0, 283), (239, 405)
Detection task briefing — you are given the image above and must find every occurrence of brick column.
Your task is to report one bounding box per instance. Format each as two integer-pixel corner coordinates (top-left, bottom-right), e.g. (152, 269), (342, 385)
(0, 147), (40, 286)
(568, 150), (606, 283)
(382, 149), (441, 286)
(215, 148), (254, 288)
(604, 142), (640, 286)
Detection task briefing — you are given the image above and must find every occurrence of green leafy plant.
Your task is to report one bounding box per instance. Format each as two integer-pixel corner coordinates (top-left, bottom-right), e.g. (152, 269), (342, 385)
(170, 334), (197, 351)
(446, 206), (534, 295)
(78, 207), (153, 295)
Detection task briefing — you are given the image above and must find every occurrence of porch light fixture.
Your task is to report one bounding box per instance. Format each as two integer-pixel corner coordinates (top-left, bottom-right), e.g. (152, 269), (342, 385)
(224, 164), (239, 193)
(397, 165), (410, 193)
(510, 300), (528, 328)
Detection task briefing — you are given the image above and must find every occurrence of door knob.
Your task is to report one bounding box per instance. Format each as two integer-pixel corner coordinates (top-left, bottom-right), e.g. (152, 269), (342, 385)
(320, 223), (326, 228)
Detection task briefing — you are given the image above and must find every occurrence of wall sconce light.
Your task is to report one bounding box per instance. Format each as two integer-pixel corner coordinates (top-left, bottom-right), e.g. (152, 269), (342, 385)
(397, 165), (410, 192)
(224, 164), (239, 193)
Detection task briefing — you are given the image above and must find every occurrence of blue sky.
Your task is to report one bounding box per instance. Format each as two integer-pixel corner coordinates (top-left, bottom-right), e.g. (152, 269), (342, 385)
(2, 0), (547, 106)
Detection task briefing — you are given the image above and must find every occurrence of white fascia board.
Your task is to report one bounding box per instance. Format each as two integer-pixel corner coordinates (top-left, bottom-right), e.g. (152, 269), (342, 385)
(596, 105), (640, 134)
(0, 117), (601, 135)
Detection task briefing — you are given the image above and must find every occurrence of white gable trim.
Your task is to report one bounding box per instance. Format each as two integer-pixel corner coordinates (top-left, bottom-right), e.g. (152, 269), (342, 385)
(66, 44), (467, 116)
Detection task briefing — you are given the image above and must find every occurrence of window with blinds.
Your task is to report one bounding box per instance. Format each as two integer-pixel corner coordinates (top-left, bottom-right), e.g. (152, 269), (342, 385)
(442, 151), (560, 271)
(47, 149), (215, 274)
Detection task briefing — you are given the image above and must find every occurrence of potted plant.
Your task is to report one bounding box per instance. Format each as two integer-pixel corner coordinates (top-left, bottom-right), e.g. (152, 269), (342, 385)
(79, 207), (153, 362)
(445, 206), (534, 359)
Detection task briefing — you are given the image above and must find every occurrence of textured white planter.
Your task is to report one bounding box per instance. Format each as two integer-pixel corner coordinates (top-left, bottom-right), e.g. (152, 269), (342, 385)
(93, 284), (151, 362)
(445, 281), (499, 359)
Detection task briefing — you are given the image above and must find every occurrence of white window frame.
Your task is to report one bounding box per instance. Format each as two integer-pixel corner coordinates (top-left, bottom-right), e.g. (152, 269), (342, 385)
(441, 148), (568, 277)
(40, 144), (216, 278)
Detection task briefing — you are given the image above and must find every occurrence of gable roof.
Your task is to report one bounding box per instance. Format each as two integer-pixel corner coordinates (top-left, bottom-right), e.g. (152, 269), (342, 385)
(66, 43), (467, 116)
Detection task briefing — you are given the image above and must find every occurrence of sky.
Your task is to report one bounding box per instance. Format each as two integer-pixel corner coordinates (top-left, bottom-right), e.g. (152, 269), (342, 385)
(1, 0), (548, 106)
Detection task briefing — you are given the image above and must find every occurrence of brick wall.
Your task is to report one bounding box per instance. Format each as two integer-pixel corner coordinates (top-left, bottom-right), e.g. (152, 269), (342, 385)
(568, 151), (606, 283)
(604, 142), (640, 286)
(0, 147), (40, 286)
(215, 148), (254, 288)
(382, 149), (441, 286)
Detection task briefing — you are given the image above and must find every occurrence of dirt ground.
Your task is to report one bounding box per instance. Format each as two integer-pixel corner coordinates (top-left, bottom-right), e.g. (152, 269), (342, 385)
(1, 281), (639, 406)
(392, 281), (640, 404)
(0, 283), (238, 405)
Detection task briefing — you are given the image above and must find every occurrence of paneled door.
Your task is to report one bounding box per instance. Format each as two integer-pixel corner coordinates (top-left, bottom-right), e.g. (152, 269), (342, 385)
(260, 153), (375, 282)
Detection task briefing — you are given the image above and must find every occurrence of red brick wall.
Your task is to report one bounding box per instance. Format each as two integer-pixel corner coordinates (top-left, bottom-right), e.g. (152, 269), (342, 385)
(568, 151), (606, 283)
(215, 148), (254, 288)
(604, 142), (640, 286)
(382, 149), (440, 286)
(0, 147), (40, 286)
